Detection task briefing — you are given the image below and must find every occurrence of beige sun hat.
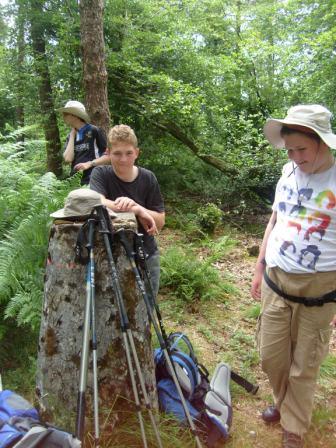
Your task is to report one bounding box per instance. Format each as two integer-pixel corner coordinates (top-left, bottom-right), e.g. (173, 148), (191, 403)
(263, 104), (336, 149)
(57, 100), (90, 123)
(50, 189), (116, 219)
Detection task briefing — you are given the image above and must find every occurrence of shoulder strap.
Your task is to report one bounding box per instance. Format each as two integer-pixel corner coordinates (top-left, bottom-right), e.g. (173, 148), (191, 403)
(168, 332), (198, 364)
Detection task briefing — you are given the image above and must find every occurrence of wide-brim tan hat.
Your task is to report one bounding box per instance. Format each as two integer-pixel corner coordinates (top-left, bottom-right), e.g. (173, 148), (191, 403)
(264, 104), (336, 149)
(50, 188), (116, 219)
(57, 100), (90, 123)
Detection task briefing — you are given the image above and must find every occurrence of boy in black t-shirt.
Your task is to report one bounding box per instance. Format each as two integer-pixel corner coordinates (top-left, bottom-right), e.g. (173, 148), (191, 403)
(90, 124), (165, 296)
(58, 100), (109, 185)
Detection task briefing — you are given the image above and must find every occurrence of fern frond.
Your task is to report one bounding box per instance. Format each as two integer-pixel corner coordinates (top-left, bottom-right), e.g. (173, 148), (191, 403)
(5, 287), (42, 331)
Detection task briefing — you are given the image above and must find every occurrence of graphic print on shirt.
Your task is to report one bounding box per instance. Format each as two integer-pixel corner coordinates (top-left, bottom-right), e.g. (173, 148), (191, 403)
(280, 241), (296, 256)
(277, 185), (335, 269)
(281, 185), (294, 200)
(298, 245), (321, 270)
(304, 212), (331, 241)
(315, 190), (336, 209)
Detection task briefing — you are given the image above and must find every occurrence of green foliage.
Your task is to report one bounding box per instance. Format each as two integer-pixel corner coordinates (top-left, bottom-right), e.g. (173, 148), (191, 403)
(164, 211), (206, 242)
(201, 235), (237, 263)
(196, 203), (223, 233)
(0, 171), (74, 332)
(319, 354), (336, 379)
(0, 311), (38, 394)
(0, 133), (80, 336)
(243, 304), (261, 320)
(160, 245), (236, 305)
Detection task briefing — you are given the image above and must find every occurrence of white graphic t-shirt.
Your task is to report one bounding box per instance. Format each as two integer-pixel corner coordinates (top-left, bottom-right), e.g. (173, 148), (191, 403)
(265, 161), (336, 273)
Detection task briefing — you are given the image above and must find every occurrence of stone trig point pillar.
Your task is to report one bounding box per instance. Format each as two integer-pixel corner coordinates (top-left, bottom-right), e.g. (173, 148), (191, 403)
(36, 212), (157, 424)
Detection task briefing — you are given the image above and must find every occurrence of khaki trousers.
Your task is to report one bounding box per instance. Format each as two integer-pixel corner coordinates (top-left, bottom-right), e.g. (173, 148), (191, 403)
(258, 267), (336, 436)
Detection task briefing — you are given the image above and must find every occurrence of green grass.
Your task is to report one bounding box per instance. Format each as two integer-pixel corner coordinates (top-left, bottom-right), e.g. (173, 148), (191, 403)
(319, 354), (336, 378)
(160, 245), (237, 305)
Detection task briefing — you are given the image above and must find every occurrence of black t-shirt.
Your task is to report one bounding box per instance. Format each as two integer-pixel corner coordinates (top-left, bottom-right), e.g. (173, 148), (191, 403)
(65, 124), (107, 185)
(90, 165), (164, 255)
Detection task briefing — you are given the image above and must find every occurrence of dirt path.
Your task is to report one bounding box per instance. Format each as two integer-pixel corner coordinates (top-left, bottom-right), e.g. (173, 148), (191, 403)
(157, 225), (336, 448)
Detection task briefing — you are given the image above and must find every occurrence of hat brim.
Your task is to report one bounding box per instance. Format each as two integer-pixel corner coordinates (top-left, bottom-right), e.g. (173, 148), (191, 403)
(50, 208), (91, 219)
(57, 106), (90, 123)
(50, 208), (117, 219)
(264, 118), (336, 150)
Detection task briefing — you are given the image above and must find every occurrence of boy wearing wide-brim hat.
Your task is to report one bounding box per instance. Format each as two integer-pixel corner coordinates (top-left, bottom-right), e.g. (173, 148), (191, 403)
(251, 104), (336, 448)
(57, 100), (109, 185)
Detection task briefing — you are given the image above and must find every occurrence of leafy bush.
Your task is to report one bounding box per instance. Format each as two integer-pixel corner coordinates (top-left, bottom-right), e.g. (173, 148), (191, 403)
(0, 132), (81, 336)
(196, 203), (223, 233)
(164, 211), (206, 241)
(0, 172), (79, 332)
(160, 245), (236, 305)
(201, 235), (237, 263)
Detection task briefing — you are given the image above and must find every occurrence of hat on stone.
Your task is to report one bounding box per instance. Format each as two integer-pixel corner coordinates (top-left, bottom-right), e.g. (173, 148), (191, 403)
(50, 189), (116, 219)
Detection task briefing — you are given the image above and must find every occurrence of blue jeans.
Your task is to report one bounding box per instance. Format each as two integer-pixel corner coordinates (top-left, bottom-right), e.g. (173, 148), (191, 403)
(145, 251), (160, 301)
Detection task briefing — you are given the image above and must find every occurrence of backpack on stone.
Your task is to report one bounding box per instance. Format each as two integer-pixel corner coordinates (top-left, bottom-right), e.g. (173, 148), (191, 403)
(154, 332), (233, 447)
(0, 389), (81, 448)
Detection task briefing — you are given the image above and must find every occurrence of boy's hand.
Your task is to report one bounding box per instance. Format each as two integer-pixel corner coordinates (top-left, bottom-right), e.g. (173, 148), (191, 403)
(251, 267), (264, 300)
(330, 314), (336, 328)
(132, 205), (157, 235)
(114, 196), (137, 211)
(74, 161), (92, 172)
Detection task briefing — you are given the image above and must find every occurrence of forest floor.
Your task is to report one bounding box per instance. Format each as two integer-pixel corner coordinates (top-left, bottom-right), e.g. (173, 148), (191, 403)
(3, 213), (335, 448)
(155, 217), (336, 448)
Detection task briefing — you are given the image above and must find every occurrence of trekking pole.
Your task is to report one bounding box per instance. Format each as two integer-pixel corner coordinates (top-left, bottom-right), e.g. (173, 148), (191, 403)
(102, 224), (163, 448)
(116, 228), (203, 448)
(134, 233), (169, 343)
(88, 218), (100, 446)
(134, 232), (259, 396)
(95, 206), (149, 448)
(75, 224), (93, 441)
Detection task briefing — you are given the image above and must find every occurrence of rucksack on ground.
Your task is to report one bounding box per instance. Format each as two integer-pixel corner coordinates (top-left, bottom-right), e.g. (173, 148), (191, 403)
(154, 332), (233, 447)
(0, 389), (81, 448)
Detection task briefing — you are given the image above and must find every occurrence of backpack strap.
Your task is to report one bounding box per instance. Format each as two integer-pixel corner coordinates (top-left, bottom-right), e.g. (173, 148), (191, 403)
(168, 332), (198, 364)
(170, 351), (198, 397)
(74, 220), (89, 265)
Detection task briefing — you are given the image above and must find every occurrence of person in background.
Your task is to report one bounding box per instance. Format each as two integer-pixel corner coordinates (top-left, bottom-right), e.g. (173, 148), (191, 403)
(58, 100), (110, 185)
(251, 104), (336, 448)
(90, 124), (165, 297)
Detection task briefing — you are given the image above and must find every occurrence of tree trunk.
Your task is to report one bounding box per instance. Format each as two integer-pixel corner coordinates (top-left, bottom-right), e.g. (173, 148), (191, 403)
(79, 0), (111, 136)
(16, 0), (25, 139)
(29, 0), (63, 177)
(36, 213), (157, 428)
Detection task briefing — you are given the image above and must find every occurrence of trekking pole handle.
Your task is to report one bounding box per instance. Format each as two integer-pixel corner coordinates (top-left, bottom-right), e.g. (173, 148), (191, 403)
(230, 370), (259, 395)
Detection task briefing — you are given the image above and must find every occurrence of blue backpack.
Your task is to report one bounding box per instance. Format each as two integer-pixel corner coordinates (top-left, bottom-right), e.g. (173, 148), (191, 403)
(0, 389), (81, 448)
(154, 333), (233, 447)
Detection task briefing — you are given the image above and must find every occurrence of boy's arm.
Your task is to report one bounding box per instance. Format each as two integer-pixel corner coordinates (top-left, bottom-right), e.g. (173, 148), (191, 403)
(111, 196), (165, 231)
(63, 129), (76, 163)
(251, 211), (277, 300)
(101, 197), (158, 235)
(74, 154), (110, 172)
(134, 206), (165, 232)
(75, 127), (109, 171)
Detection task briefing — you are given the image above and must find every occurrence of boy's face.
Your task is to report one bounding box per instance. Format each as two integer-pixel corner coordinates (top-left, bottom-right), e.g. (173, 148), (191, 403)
(108, 141), (139, 172)
(63, 112), (76, 127)
(284, 133), (329, 174)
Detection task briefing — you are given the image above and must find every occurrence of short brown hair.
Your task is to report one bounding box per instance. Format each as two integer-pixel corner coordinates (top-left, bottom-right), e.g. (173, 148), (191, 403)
(108, 124), (138, 148)
(280, 125), (321, 143)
